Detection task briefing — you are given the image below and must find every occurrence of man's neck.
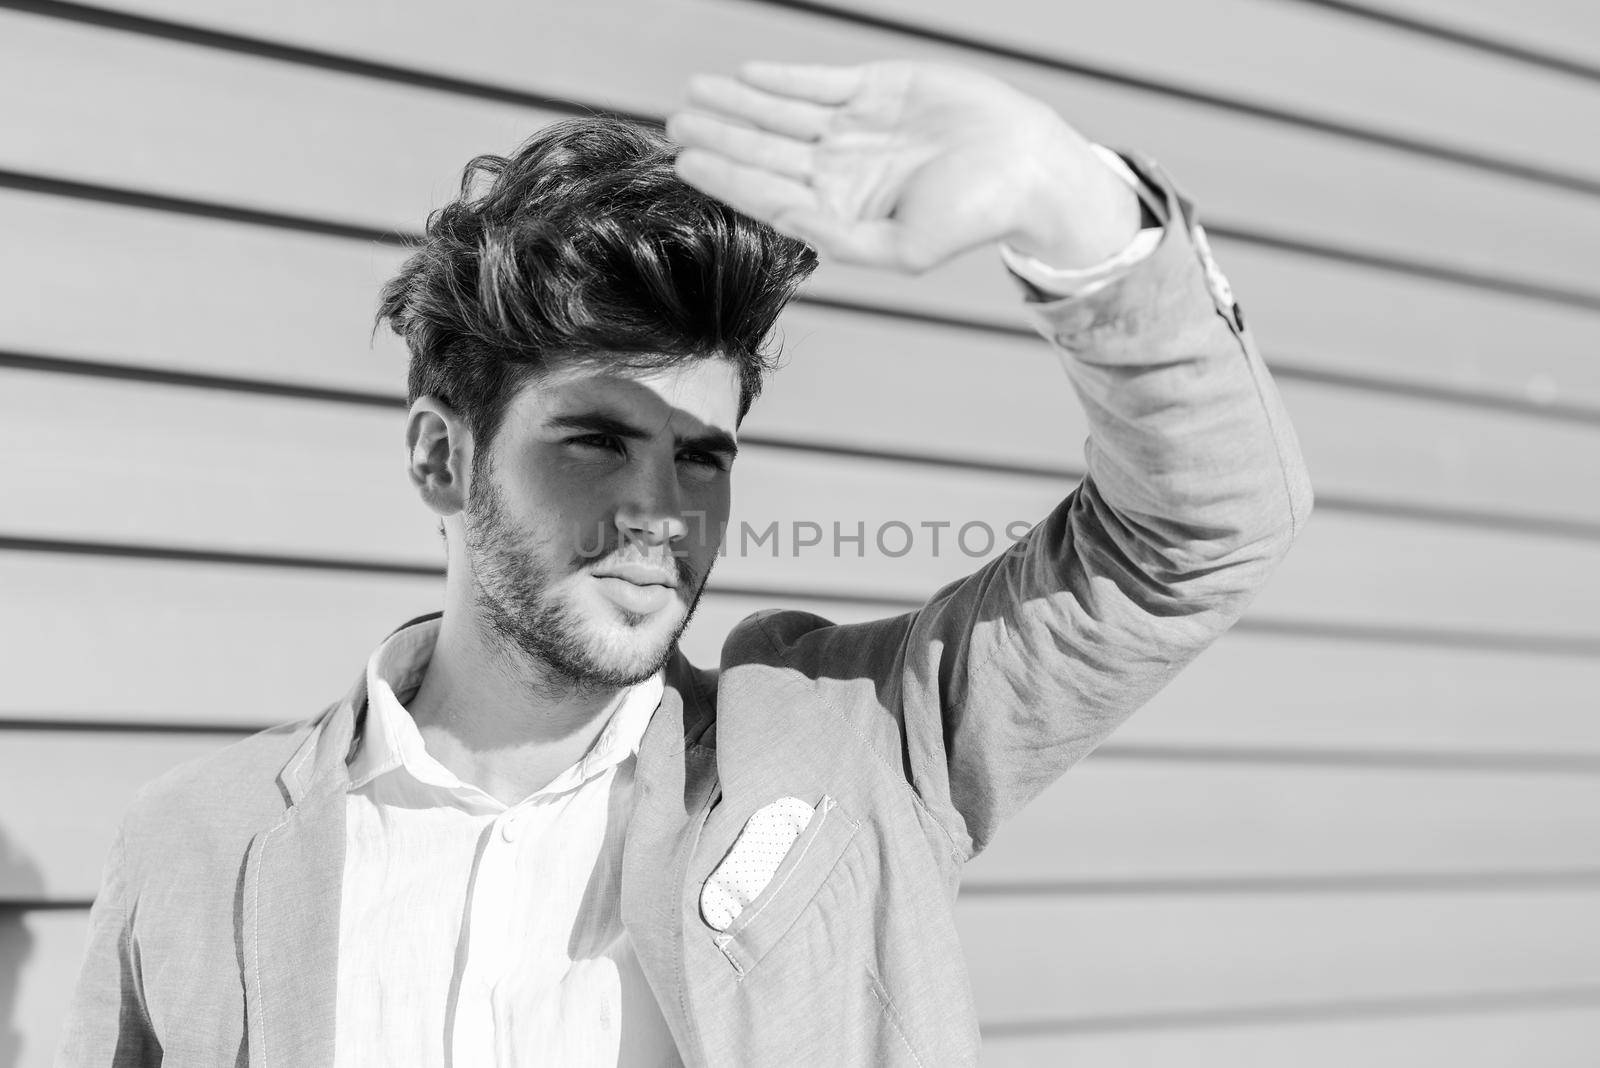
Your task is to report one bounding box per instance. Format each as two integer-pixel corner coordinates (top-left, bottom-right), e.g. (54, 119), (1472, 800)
(404, 611), (630, 806)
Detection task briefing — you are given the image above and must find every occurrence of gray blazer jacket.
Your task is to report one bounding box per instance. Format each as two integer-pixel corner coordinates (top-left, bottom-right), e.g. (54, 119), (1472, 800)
(57, 154), (1313, 1067)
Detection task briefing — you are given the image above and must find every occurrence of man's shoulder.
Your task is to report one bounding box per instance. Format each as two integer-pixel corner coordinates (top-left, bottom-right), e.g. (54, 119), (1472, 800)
(729, 606), (831, 639)
(717, 606), (919, 683)
(122, 707), (333, 844)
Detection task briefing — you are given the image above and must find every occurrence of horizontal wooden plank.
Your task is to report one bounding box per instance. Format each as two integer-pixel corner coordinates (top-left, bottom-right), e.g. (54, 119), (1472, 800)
(8, 368), (1600, 637)
(813, 0), (1600, 184)
(983, 1004), (1600, 1067)
(0, 191), (410, 392)
(5, 728), (1597, 902)
(0, 555), (444, 726)
(958, 891), (1600, 1022)
(9, 5), (1600, 302)
(7, 553), (1598, 757)
(1119, 627), (1600, 757)
(0, 8), (551, 235)
(965, 760), (1600, 885)
(1354, 0), (1600, 70)
(10, 908), (1597, 1068)
(7, 189), (1600, 415)
(1233, 509), (1600, 639)
(0, 369), (438, 564)
(1214, 239), (1600, 411)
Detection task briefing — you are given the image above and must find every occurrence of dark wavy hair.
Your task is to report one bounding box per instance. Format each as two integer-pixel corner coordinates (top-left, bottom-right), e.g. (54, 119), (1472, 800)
(376, 115), (818, 469)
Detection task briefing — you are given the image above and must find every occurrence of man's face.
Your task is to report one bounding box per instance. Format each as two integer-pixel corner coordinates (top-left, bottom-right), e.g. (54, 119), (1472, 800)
(461, 357), (740, 688)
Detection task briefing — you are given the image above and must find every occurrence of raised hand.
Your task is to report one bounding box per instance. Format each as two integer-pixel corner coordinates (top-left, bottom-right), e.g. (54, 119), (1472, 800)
(665, 59), (1140, 275)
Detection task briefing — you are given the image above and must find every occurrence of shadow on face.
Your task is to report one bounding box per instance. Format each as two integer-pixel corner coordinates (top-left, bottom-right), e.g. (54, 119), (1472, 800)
(424, 357), (744, 686)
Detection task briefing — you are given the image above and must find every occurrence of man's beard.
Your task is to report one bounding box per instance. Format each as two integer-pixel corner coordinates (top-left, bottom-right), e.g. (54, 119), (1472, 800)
(462, 476), (709, 690)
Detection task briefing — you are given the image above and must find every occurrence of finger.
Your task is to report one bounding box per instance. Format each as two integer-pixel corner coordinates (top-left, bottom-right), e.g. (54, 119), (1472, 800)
(665, 110), (815, 182)
(737, 61), (865, 106)
(673, 148), (817, 224)
(685, 73), (833, 142)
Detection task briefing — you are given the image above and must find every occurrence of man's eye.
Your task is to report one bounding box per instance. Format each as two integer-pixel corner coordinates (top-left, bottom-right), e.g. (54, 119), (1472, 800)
(570, 434), (620, 452)
(679, 450), (727, 471)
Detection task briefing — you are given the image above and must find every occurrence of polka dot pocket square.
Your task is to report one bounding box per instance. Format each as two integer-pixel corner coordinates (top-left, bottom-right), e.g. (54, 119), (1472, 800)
(700, 795), (823, 932)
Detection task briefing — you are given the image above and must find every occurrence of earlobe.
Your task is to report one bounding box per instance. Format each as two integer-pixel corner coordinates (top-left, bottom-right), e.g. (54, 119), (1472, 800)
(405, 396), (472, 517)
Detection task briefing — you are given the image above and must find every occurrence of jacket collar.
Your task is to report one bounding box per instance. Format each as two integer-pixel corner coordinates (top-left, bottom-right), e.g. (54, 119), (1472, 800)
(279, 666), (365, 805)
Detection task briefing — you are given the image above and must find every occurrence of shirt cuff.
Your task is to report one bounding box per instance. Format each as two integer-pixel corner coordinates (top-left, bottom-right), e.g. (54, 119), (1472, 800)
(998, 144), (1167, 299)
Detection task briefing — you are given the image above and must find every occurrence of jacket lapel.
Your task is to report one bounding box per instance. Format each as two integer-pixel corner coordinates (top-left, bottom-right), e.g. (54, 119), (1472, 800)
(621, 653), (720, 1059)
(240, 671), (364, 1067)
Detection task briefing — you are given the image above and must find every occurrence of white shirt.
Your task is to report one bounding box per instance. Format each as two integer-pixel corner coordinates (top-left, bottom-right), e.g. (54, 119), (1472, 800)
(332, 617), (682, 1067)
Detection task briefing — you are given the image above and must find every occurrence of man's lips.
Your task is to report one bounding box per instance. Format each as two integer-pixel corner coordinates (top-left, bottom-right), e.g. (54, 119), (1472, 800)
(591, 566), (679, 616)
(591, 563), (679, 588)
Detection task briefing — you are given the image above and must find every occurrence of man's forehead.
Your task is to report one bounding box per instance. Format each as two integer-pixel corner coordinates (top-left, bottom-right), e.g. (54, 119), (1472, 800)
(515, 357), (741, 428)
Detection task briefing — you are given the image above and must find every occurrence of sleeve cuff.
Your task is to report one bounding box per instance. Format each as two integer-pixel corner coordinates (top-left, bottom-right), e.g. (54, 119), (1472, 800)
(998, 144), (1167, 299)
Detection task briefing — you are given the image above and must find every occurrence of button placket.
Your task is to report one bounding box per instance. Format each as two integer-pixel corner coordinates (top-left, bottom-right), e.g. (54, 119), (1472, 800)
(452, 812), (519, 1065)
(499, 794), (547, 843)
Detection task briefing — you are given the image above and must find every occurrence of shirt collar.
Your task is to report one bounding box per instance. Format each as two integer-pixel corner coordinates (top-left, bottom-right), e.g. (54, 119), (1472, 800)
(347, 616), (665, 804)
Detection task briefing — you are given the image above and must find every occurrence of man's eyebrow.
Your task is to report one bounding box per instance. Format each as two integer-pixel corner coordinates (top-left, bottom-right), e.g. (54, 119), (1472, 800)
(547, 412), (738, 458)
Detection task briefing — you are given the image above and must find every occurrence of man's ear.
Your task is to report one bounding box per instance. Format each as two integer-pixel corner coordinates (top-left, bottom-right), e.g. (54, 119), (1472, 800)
(405, 396), (473, 517)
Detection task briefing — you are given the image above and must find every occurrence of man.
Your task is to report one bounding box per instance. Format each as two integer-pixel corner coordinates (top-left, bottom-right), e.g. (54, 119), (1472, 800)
(58, 58), (1311, 1065)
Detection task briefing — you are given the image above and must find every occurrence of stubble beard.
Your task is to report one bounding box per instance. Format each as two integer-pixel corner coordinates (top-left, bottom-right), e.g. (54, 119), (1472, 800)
(462, 476), (709, 691)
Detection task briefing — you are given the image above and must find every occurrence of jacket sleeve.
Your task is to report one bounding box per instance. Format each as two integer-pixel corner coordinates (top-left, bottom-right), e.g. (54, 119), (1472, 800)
(741, 151), (1314, 862)
(54, 820), (162, 1066)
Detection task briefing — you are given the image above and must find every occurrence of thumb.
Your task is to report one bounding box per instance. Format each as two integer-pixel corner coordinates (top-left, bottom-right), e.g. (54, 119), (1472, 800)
(773, 209), (925, 271)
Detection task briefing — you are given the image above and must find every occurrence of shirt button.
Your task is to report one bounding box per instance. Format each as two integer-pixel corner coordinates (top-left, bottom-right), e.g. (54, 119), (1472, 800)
(500, 814), (521, 842)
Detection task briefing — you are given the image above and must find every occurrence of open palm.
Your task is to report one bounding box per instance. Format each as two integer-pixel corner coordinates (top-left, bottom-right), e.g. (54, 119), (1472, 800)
(666, 59), (1089, 274)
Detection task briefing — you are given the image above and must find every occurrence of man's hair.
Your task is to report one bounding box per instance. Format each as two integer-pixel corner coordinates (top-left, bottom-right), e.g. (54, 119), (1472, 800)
(376, 115), (819, 465)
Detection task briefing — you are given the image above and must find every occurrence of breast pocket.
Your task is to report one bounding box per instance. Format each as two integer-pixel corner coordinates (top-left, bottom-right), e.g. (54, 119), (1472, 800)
(703, 793), (861, 979)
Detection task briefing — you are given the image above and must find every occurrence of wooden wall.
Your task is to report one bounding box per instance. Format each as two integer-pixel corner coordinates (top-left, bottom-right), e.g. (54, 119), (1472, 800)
(3, 0), (1598, 1063)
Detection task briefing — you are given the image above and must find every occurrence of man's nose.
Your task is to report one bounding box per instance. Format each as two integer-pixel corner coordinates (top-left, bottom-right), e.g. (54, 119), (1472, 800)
(613, 461), (689, 549)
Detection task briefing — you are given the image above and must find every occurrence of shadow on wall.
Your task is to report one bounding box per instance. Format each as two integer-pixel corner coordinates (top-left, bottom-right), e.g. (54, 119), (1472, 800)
(0, 828), (44, 1068)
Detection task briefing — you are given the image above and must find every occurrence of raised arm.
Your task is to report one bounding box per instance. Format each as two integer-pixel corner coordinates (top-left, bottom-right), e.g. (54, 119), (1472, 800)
(667, 59), (1314, 859)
